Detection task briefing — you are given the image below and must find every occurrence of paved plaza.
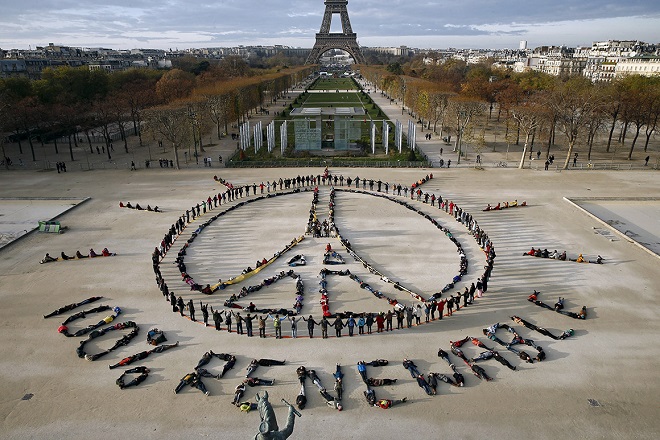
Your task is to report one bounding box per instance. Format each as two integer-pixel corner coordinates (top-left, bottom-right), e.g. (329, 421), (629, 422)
(0, 165), (658, 439)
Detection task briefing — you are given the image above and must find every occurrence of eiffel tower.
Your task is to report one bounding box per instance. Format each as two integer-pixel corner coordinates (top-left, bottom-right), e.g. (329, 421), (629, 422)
(306, 0), (366, 65)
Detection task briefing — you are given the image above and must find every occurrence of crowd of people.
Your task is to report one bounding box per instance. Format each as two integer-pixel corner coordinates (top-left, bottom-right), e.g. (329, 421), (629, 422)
(119, 201), (161, 212)
(37, 163), (590, 411)
(528, 291), (588, 320)
(524, 248), (603, 264)
(149, 169), (501, 340)
(483, 200), (527, 211)
(41, 248), (115, 263)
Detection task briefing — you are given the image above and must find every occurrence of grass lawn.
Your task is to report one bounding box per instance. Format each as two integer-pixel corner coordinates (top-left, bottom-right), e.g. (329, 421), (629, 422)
(302, 92), (365, 105)
(308, 77), (360, 91)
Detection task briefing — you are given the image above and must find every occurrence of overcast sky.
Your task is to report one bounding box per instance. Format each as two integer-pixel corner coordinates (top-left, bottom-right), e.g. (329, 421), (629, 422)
(0, 0), (658, 51)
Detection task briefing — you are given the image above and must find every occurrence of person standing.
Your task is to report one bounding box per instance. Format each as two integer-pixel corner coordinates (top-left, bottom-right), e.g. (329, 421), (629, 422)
(346, 315), (356, 337)
(385, 310), (393, 331)
(244, 314), (255, 337)
(170, 292), (177, 313)
(235, 312), (244, 335)
(200, 301), (209, 326)
(210, 307), (224, 331)
(321, 317), (329, 339)
(415, 304), (423, 325)
(366, 313), (374, 334)
(268, 314), (286, 339)
(333, 317), (344, 338)
(258, 316), (267, 338)
(187, 299), (196, 321)
(357, 315), (365, 335)
(290, 316), (301, 338)
(302, 315), (318, 338)
(225, 312), (233, 333)
(376, 313), (385, 333)
(437, 298), (446, 319)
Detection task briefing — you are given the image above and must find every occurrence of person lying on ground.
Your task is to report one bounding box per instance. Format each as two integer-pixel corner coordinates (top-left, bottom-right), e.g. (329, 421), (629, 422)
(333, 364), (344, 400)
(357, 361), (368, 383)
(232, 383), (246, 406)
(437, 349), (453, 366)
(196, 368), (221, 380)
(296, 366), (308, 384)
(174, 372), (209, 396)
(41, 253), (57, 263)
(364, 388), (377, 405)
(246, 358), (286, 377)
(403, 358), (422, 378)
(366, 378), (397, 386)
(296, 382), (307, 410)
(109, 341), (179, 369)
(577, 306), (587, 319)
(426, 373), (438, 395)
(470, 351), (495, 363)
(416, 374), (433, 395)
(116, 366), (150, 389)
(469, 363), (493, 381)
(319, 389), (342, 411)
(196, 350), (228, 370)
(61, 305), (111, 325)
(244, 377), (274, 387)
(375, 398), (407, 409)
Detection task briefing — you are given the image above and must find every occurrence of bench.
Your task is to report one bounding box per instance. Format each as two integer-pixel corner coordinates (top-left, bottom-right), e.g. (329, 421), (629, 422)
(38, 220), (66, 234)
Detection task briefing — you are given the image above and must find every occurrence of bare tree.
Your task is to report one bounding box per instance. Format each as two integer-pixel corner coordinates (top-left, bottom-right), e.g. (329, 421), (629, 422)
(144, 106), (192, 170)
(448, 98), (486, 164)
(548, 77), (599, 170)
(511, 100), (546, 169)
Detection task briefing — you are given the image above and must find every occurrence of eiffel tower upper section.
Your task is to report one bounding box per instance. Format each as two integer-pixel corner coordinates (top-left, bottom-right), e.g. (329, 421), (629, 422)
(306, 0), (366, 65)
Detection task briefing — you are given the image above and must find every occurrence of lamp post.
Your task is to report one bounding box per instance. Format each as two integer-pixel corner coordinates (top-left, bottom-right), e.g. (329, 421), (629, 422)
(187, 105), (199, 165)
(457, 111), (466, 165)
(401, 79), (407, 115)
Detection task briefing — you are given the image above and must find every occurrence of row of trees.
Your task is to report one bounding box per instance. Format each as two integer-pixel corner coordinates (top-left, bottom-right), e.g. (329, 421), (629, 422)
(361, 64), (660, 169)
(0, 60), (314, 168)
(145, 66), (314, 169)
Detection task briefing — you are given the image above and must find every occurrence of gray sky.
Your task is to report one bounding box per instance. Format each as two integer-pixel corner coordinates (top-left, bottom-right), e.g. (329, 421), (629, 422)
(0, 0), (658, 50)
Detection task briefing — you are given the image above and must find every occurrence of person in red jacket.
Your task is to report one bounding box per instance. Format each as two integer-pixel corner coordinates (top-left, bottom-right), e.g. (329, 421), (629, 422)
(375, 398), (407, 409)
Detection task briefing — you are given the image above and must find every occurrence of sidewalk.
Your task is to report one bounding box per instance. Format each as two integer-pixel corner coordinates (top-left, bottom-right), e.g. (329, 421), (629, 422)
(358, 79), (448, 167)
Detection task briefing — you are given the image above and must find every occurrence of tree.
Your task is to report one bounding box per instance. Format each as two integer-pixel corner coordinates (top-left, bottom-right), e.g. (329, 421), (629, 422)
(548, 77), (599, 170)
(624, 76), (660, 159)
(387, 63), (404, 75)
(511, 99), (546, 169)
(448, 97), (486, 164)
(427, 87), (454, 135)
(642, 79), (660, 152)
(144, 106), (192, 170)
(91, 98), (116, 160)
(601, 79), (628, 152)
(155, 69), (196, 103)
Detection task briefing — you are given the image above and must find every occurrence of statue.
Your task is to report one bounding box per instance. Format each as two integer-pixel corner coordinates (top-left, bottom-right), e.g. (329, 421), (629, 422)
(254, 391), (300, 440)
